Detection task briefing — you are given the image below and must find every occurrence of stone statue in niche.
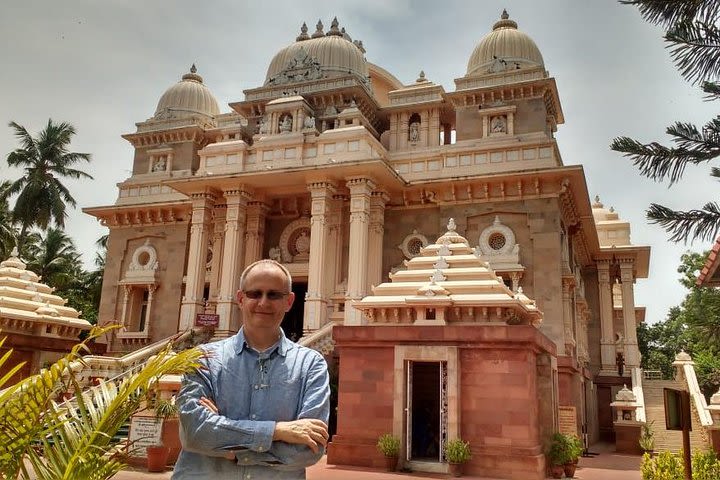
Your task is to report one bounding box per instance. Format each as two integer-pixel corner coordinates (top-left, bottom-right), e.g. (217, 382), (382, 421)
(258, 116), (269, 134)
(491, 115), (507, 133)
(269, 246), (282, 262)
(152, 157), (166, 172)
(303, 114), (316, 130)
(409, 121), (420, 142)
(280, 115), (293, 133)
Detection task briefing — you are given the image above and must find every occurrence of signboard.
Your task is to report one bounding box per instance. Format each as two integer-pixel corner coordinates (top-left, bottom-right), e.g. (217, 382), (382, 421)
(128, 416), (163, 456)
(664, 388), (692, 431)
(195, 313), (219, 327)
(558, 406), (577, 436)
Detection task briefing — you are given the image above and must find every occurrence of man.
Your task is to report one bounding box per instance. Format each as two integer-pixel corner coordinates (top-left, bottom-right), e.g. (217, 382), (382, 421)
(173, 259), (330, 479)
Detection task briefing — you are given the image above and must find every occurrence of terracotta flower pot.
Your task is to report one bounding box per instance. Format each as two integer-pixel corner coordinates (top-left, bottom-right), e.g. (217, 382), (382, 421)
(564, 461), (577, 478)
(549, 464), (564, 479)
(384, 455), (398, 472)
(146, 445), (169, 472)
(448, 462), (464, 477)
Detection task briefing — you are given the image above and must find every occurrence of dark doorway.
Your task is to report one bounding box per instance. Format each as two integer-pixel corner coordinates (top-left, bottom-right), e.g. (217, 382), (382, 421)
(282, 281), (306, 342)
(410, 362), (441, 461)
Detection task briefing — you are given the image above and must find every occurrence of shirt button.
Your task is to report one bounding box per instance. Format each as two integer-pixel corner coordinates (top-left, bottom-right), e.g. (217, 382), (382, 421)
(251, 414), (257, 419)
(258, 447), (264, 451)
(254, 385), (259, 390)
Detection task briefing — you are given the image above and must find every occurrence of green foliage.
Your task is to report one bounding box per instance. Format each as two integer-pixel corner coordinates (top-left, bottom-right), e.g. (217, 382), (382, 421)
(0, 326), (203, 479)
(153, 396), (179, 421)
(444, 438), (471, 464)
(640, 450), (720, 480)
(376, 433), (400, 457)
(639, 421), (655, 452)
(613, 1), (720, 243)
(546, 433), (574, 466)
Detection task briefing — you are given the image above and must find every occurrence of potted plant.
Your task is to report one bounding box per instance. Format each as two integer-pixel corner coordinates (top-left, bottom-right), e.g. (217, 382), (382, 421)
(445, 438), (471, 477)
(546, 433), (571, 479)
(376, 433), (400, 472)
(639, 421), (655, 456)
(146, 395), (179, 472)
(564, 434), (583, 478)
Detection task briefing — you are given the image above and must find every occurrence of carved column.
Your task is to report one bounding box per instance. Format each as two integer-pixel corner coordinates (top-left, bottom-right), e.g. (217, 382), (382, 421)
(598, 260), (616, 375)
(619, 260), (640, 369)
(325, 194), (345, 317)
(207, 203), (227, 313)
(399, 112), (409, 150)
(562, 276), (576, 355)
(344, 177), (375, 325)
(145, 284), (157, 334)
(215, 188), (250, 337)
(367, 190), (389, 293)
(180, 191), (216, 330)
(419, 111), (429, 147)
(120, 285), (131, 327)
(244, 201), (268, 268)
(429, 109), (440, 147)
(305, 182), (336, 331)
(389, 114), (398, 150)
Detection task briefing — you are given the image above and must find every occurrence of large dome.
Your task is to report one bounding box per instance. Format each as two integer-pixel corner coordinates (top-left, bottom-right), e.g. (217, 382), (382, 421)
(466, 10), (544, 77)
(153, 65), (220, 120)
(264, 18), (369, 86)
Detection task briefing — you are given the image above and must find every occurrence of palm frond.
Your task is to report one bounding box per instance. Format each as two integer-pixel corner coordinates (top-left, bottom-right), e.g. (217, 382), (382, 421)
(620, 0), (720, 29)
(666, 20), (720, 85)
(702, 81), (720, 100)
(0, 326), (203, 479)
(647, 201), (720, 242)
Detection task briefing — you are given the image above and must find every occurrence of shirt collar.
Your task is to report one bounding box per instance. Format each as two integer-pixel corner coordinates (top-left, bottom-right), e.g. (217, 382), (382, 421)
(234, 327), (294, 357)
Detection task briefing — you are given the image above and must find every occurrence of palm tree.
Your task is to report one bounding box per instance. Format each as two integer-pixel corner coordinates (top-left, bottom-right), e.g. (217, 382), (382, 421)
(0, 327), (203, 479)
(24, 227), (82, 290)
(5, 119), (93, 251)
(0, 181), (18, 258)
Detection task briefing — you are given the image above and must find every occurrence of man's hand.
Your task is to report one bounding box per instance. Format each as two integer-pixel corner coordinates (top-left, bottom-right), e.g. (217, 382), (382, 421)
(273, 419), (329, 454)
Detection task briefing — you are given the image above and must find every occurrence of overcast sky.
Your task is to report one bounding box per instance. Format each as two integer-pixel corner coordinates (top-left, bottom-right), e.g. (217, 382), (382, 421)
(0, 0), (715, 325)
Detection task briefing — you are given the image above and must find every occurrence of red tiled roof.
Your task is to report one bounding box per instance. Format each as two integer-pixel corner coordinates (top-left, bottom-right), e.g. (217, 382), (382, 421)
(697, 236), (720, 286)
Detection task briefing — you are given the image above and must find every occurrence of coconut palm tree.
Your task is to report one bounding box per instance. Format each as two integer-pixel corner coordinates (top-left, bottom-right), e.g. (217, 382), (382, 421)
(5, 119), (92, 251)
(0, 327), (203, 479)
(24, 227), (82, 291)
(0, 181), (18, 258)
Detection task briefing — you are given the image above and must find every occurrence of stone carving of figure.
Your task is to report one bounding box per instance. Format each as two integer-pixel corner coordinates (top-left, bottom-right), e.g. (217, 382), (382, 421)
(258, 116), (269, 134)
(280, 115), (293, 133)
(152, 157), (166, 172)
(409, 121), (420, 142)
(491, 115), (507, 133)
(269, 246), (282, 262)
(303, 114), (316, 130)
(295, 230), (310, 255)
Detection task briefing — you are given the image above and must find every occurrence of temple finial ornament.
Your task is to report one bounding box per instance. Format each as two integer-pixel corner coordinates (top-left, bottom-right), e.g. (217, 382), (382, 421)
(190, 63), (197, 74)
(328, 16), (342, 36)
(312, 20), (325, 38)
(447, 218), (456, 232)
(296, 22), (310, 41)
(501, 9), (509, 20)
(10, 246), (19, 258)
(416, 70), (427, 83)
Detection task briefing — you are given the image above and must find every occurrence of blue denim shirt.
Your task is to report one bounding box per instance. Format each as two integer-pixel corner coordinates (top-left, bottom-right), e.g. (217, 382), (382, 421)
(172, 329), (330, 479)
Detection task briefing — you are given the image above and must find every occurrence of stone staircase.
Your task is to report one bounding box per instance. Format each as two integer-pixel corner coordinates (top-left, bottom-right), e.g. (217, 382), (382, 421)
(642, 379), (709, 453)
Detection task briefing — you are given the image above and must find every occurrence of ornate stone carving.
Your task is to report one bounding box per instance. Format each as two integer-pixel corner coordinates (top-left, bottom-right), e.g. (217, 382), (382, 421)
(397, 230), (429, 259)
(267, 47), (324, 86)
(279, 217), (312, 263)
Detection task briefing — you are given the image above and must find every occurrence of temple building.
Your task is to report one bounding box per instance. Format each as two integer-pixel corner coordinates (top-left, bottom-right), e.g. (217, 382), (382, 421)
(85, 11), (651, 478)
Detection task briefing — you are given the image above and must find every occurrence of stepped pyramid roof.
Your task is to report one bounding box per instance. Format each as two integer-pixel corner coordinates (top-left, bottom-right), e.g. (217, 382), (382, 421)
(355, 219), (542, 326)
(0, 248), (91, 340)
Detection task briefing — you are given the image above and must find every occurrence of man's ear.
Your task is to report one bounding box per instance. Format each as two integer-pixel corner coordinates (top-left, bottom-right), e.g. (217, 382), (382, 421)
(285, 291), (296, 311)
(236, 289), (243, 305)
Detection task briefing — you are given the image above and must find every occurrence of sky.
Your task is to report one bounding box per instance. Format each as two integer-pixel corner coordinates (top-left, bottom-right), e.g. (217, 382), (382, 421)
(0, 0), (716, 325)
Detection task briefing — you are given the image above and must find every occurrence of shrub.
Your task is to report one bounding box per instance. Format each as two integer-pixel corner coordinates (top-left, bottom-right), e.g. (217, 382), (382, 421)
(445, 438), (471, 463)
(640, 450), (720, 480)
(376, 433), (400, 457)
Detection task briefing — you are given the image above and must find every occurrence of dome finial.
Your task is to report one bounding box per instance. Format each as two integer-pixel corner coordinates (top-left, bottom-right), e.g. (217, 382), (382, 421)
(182, 64), (203, 83)
(190, 63), (197, 74)
(327, 16), (342, 36)
(501, 9), (509, 20)
(296, 22), (310, 41)
(416, 70), (427, 83)
(312, 19), (325, 38)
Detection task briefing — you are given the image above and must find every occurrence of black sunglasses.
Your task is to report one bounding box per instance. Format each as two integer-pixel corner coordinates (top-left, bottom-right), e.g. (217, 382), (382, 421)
(243, 290), (289, 301)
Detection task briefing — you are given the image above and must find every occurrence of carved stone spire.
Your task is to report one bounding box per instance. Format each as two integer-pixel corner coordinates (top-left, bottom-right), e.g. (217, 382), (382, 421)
(327, 16), (342, 36)
(312, 20), (325, 38)
(296, 22), (310, 41)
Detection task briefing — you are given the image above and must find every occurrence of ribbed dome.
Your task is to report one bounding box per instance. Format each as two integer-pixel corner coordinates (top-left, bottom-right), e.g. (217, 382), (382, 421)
(153, 65), (220, 120)
(265, 18), (369, 86)
(466, 10), (544, 77)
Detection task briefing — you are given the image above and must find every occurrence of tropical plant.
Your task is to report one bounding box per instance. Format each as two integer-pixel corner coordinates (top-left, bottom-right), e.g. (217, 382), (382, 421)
(566, 434), (583, 462)
(546, 433), (573, 466)
(445, 438), (471, 464)
(611, 1), (720, 243)
(0, 326), (203, 479)
(640, 450), (720, 480)
(24, 227), (82, 290)
(5, 119), (92, 251)
(639, 421), (655, 453)
(0, 180), (18, 258)
(376, 433), (400, 457)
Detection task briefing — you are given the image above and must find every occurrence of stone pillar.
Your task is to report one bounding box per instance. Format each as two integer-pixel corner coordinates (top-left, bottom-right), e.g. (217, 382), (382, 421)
(367, 190), (388, 293)
(244, 201), (268, 268)
(443, 124), (452, 145)
(344, 177), (375, 325)
(215, 189), (250, 337)
(180, 191), (216, 330)
(389, 114), (398, 150)
(207, 203), (227, 313)
(419, 111), (429, 147)
(399, 112), (409, 150)
(429, 109), (440, 146)
(562, 276), (576, 355)
(598, 261), (616, 375)
(145, 284), (156, 334)
(120, 284), (131, 327)
(325, 194), (345, 318)
(305, 181), (336, 331)
(619, 260), (640, 369)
